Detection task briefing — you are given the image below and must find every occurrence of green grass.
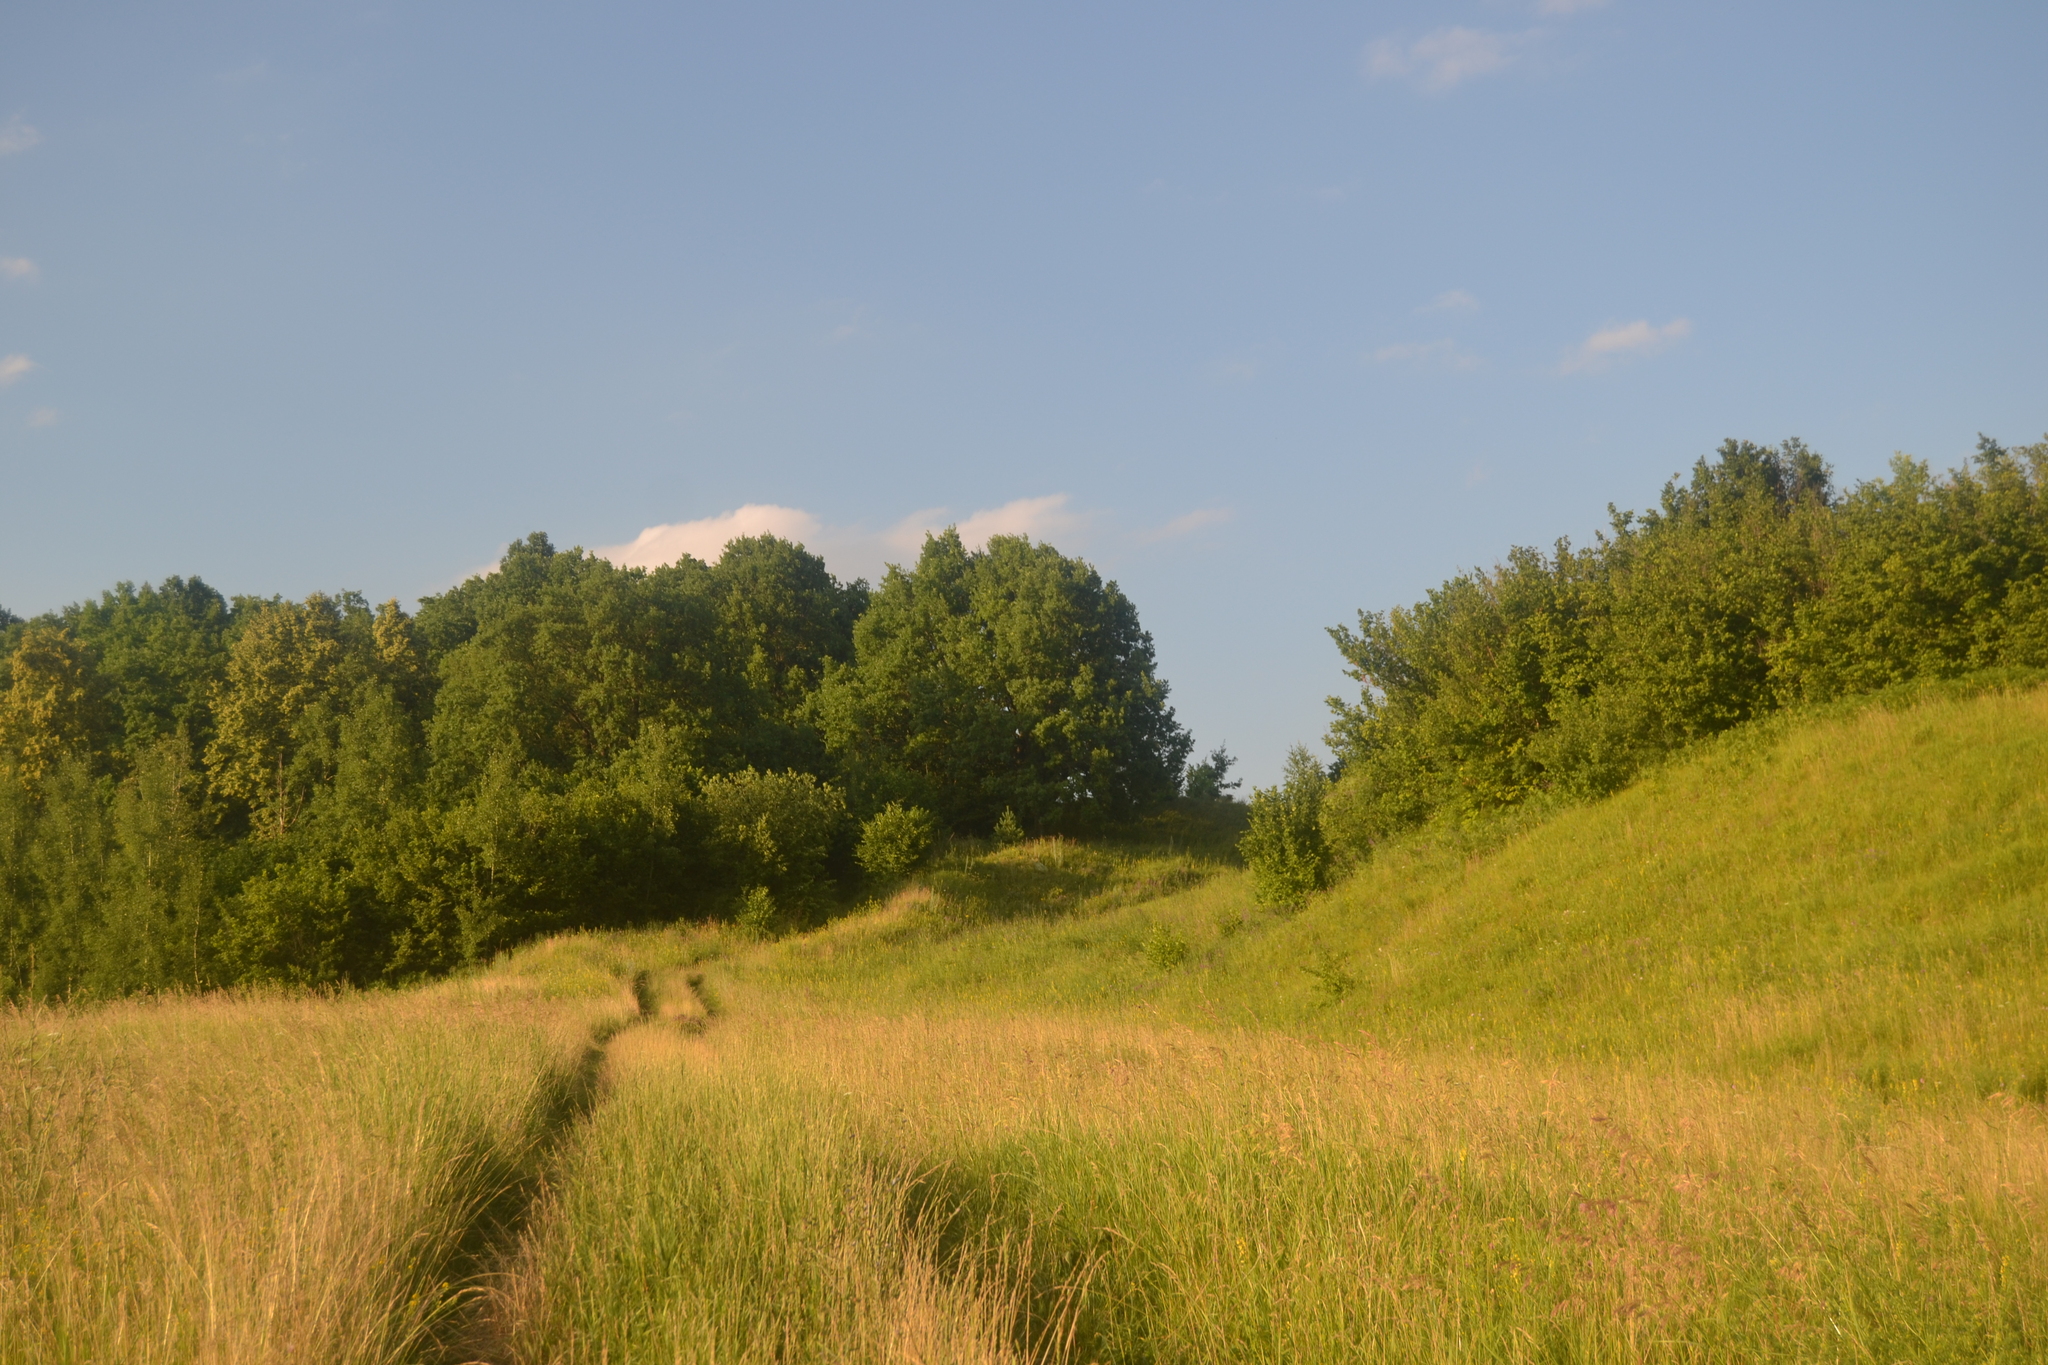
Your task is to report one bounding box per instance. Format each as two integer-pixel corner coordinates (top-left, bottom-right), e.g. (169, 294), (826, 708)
(741, 679), (2048, 1099)
(7, 680), (2048, 1361)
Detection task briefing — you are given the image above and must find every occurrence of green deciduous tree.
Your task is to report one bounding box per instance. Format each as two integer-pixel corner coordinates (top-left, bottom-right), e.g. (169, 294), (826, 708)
(0, 625), (115, 787)
(206, 594), (352, 837)
(814, 531), (1190, 832)
(1324, 434), (2048, 842)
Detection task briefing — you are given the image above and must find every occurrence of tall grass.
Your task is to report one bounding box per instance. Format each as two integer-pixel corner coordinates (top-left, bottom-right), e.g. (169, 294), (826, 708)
(485, 1019), (1060, 1365)
(0, 970), (637, 1364)
(512, 1003), (2045, 1362)
(745, 682), (2048, 1099)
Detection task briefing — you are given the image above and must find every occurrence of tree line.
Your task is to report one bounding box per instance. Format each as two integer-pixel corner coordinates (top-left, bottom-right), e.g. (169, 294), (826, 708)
(1241, 432), (2048, 905)
(0, 530), (1194, 997)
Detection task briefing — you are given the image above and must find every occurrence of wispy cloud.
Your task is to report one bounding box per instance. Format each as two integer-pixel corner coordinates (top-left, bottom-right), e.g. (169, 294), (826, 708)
(1138, 507), (1232, 545)
(1365, 28), (1528, 91)
(1368, 338), (1480, 370)
(0, 117), (41, 157)
(1421, 289), (1479, 314)
(1537, 0), (1610, 14)
(1561, 317), (1693, 373)
(0, 257), (37, 283)
(0, 354), (36, 388)
(939, 495), (1082, 552)
(25, 408), (57, 428)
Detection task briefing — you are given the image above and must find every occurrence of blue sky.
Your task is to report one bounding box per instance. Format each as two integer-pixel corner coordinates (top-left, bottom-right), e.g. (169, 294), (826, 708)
(2, 1), (2043, 783)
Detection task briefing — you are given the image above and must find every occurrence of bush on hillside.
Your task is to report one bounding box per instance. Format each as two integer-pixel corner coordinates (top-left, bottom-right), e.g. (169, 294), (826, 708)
(1238, 747), (1330, 908)
(855, 802), (936, 882)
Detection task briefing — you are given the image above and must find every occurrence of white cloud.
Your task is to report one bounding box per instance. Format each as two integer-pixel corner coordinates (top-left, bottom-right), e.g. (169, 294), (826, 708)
(1365, 28), (1526, 91)
(596, 494), (1085, 581)
(599, 503), (824, 570)
(1537, 0), (1610, 14)
(0, 354), (36, 388)
(0, 117), (41, 157)
(1561, 317), (1693, 373)
(1368, 338), (1479, 370)
(1138, 507), (1232, 544)
(25, 407), (57, 428)
(1421, 289), (1479, 313)
(940, 494), (1082, 551)
(0, 257), (37, 283)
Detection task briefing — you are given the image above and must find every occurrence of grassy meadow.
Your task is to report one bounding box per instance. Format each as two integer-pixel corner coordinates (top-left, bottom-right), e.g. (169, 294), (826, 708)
(6, 680), (2048, 1361)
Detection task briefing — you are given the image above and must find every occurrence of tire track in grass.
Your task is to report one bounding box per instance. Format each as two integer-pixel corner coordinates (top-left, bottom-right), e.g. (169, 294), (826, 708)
(435, 966), (714, 1364)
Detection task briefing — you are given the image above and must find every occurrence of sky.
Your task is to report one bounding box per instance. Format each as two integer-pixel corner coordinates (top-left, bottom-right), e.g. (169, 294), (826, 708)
(1, 1), (2043, 784)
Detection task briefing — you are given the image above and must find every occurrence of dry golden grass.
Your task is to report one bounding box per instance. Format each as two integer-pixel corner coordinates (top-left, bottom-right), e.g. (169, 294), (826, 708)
(546, 998), (2043, 1362)
(483, 1018), (1062, 1365)
(0, 976), (634, 1365)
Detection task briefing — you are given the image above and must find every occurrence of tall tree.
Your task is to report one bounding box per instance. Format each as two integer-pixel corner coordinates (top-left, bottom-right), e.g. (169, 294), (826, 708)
(814, 531), (1189, 831)
(0, 625), (115, 786)
(206, 595), (351, 836)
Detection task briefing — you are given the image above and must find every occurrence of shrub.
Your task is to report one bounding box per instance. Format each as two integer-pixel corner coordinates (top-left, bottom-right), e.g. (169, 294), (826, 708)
(992, 807), (1025, 845)
(855, 802), (936, 882)
(734, 886), (778, 939)
(1238, 747), (1330, 908)
(1142, 924), (1190, 970)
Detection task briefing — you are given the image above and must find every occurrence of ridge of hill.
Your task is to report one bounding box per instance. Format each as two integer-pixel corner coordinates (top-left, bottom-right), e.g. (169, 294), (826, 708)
(742, 676), (2048, 1100)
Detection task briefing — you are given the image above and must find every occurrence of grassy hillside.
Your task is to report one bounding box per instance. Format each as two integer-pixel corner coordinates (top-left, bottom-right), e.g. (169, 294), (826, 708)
(749, 676), (2048, 1098)
(5, 680), (2047, 1362)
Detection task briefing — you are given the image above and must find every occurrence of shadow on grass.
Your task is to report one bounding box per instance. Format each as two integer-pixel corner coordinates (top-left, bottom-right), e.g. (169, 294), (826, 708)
(917, 835), (1221, 930)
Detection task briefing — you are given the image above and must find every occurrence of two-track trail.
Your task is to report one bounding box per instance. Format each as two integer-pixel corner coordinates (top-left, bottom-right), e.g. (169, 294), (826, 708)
(438, 963), (717, 1365)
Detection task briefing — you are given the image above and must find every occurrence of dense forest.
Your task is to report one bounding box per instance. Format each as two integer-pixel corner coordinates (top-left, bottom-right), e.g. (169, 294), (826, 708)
(9, 431), (2048, 994)
(0, 530), (1194, 997)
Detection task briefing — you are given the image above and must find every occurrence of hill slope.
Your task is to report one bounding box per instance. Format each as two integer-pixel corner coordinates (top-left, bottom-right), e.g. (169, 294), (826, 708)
(746, 678), (2048, 1099)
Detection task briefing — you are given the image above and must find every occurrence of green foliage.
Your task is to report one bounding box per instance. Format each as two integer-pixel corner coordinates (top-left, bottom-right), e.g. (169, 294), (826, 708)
(1238, 746), (1330, 908)
(699, 768), (848, 916)
(813, 530), (1191, 832)
(854, 801), (935, 882)
(1141, 922), (1190, 969)
(1328, 433), (2048, 836)
(0, 624), (115, 786)
(733, 885), (778, 938)
(992, 806), (1025, 845)
(1181, 745), (1242, 804)
(1303, 948), (1354, 1003)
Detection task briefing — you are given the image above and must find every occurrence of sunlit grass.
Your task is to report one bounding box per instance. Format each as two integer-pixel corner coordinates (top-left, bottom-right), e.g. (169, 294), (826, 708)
(6, 682), (2048, 1361)
(0, 982), (626, 1365)
(523, 1004), (2043, 1362)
